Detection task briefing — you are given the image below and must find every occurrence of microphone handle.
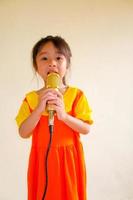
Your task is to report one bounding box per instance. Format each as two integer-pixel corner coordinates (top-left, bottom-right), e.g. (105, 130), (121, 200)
(48, 110), (55, 125)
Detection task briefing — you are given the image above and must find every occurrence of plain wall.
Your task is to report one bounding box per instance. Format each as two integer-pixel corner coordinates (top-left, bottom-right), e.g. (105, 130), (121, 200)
(0, 0), (133, 199)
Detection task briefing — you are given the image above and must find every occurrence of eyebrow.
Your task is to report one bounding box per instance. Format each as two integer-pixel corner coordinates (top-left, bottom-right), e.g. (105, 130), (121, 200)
(38, 51), (64, 56)
(38, 51), (47, 56)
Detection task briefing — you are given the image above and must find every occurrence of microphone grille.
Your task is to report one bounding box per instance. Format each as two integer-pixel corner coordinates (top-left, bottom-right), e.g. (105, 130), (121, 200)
(46, 72), (60, 89)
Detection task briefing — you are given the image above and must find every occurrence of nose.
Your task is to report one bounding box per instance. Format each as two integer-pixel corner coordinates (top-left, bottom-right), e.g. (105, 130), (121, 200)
(48, 59), (57, 68)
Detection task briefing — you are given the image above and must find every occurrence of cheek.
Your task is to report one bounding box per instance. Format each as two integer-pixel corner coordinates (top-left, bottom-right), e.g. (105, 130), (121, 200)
(60, 60), (67, 71)
(36, 66), (42, 74)
(59, 67), (67, 77)
(36, 65), (46, 78)
(36, 59), (45, 71)
(37, 63), (44, 72)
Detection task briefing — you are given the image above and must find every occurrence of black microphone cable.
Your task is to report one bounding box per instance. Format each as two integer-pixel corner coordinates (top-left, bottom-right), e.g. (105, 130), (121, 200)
(42, 72), (60, 199)
(41, 113), (54, 200)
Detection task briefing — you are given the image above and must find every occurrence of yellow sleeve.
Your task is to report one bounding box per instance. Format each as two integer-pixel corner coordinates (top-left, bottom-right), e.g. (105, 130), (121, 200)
(15, 100), (31, 127)
(74, 90), (93, 125)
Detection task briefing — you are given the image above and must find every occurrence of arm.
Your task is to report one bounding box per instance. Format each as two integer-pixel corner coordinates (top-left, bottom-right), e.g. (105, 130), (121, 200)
(19, 107), (42, 138)
(18, 89), (59, 138)
(48, 90), (91, 134)
(62, 113), (90, 134)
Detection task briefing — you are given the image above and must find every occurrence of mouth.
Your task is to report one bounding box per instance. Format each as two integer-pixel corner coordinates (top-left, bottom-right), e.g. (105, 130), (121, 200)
(47, 71), (58, 75)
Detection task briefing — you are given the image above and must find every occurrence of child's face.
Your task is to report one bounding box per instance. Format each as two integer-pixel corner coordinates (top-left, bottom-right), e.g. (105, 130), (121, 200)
(36, 42), (67, 83)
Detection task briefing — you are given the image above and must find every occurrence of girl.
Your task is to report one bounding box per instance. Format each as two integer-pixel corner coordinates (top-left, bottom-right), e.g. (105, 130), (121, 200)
(16, 35), (93, 200)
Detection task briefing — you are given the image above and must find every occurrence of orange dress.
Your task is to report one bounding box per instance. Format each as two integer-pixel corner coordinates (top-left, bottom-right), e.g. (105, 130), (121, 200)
(16, 86), (93, 200)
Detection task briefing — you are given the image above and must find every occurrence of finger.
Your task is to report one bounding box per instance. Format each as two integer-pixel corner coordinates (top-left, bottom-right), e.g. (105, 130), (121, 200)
(48, 100), (63, 109)
(39, 89), (63, 101)
(39, 88), (57, 96)
(50, 105), (58, 111)
(47, 99), (58, 105)
(47, 89), (63, 99)
(39, 93), (57, 104)
(40, 92), (57, 99)
(56, 90), (63, 99)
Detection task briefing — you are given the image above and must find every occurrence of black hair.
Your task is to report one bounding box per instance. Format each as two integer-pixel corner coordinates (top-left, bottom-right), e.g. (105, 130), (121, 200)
(32, 35), (72, 85)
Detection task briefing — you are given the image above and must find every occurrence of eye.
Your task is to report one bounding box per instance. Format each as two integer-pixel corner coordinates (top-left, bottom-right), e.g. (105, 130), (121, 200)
(56, 56), (62, 60)
(42, 57), (48, 60)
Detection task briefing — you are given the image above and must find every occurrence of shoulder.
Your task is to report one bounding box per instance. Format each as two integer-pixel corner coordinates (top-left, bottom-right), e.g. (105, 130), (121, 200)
(68, 86), (84, 97)
(64, 86), (85, 106)
(25, 90), (38, 99)
(23, 91), (38, 110)
(68, 85), (83, 92)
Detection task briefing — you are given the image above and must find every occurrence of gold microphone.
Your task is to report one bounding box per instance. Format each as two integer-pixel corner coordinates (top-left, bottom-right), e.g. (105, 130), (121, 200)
(45, 72), (61, 133)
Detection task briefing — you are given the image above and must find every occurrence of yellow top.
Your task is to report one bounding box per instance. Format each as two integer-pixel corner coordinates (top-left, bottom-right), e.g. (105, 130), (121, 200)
(15, 86), (93, 127)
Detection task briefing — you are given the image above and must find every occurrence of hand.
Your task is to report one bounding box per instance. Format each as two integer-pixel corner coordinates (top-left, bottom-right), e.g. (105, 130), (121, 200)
(36, 89), (58, 114)
(47, 90), (67, 121)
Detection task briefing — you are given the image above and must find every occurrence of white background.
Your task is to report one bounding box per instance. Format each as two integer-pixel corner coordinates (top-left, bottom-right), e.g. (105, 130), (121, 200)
(0, 0), (133, 199)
